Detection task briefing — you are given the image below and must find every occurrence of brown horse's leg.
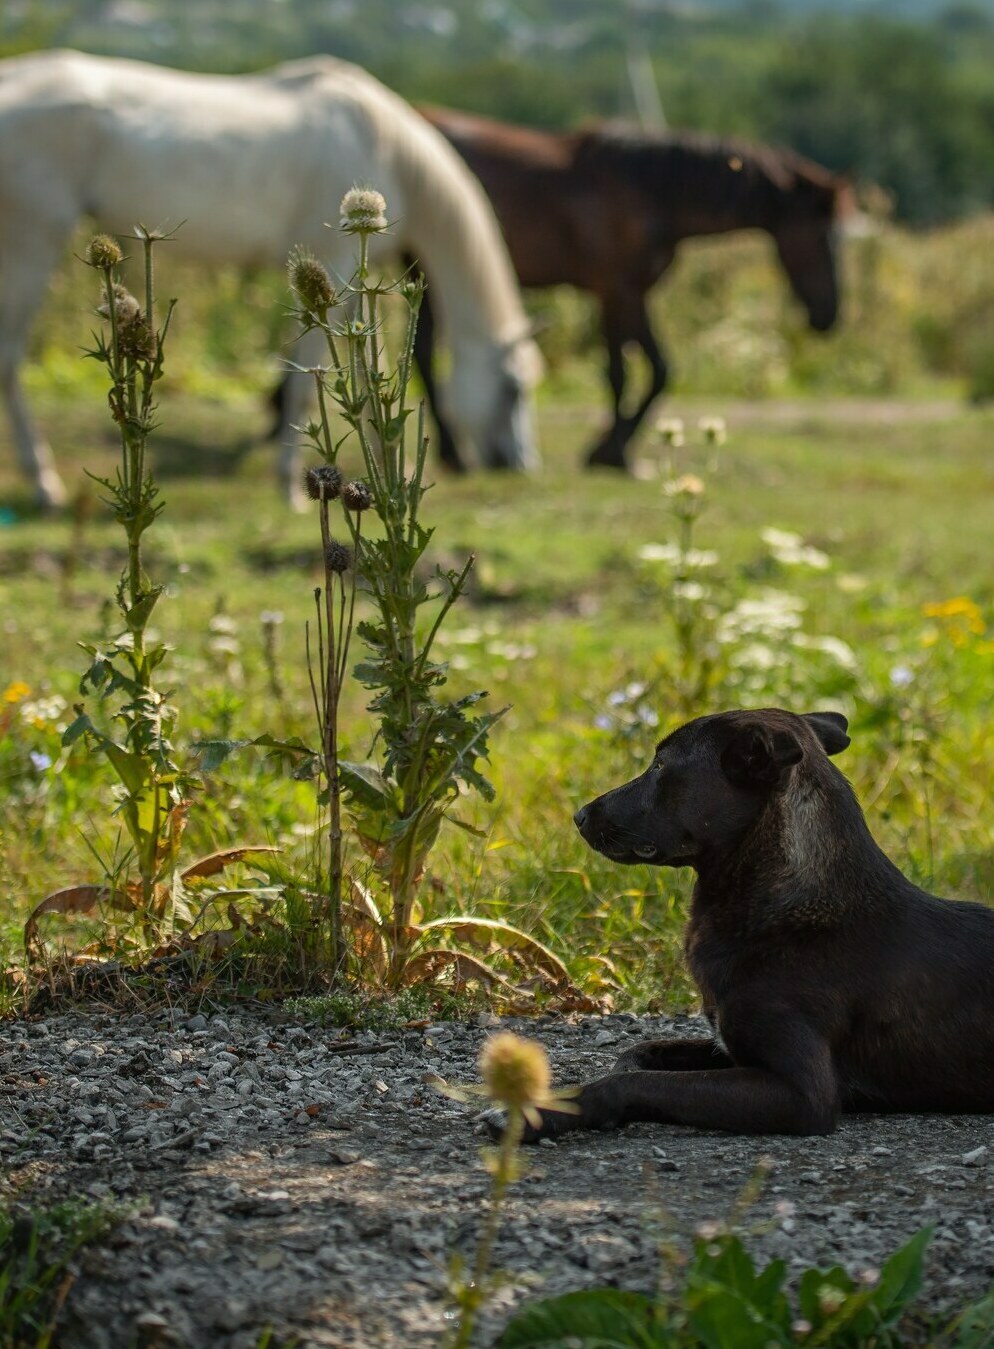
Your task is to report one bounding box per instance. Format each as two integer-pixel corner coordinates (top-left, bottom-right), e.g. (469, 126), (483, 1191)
(410, 280), (465, 473)
(586, 290), (668, 471)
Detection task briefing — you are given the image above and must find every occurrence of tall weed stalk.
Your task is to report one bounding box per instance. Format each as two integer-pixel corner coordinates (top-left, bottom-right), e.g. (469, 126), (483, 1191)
(280, 189), (505, 983)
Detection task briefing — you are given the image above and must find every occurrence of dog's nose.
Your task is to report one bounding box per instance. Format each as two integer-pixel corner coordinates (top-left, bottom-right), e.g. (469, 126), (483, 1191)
(573, 806), (589, 831)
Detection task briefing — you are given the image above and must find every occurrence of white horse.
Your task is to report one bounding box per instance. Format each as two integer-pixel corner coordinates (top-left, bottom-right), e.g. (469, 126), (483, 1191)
(0, 49), (542, 507)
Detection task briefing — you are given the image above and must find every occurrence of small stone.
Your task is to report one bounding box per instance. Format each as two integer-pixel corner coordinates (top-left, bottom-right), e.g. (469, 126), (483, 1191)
(538, 1138), (557, 1149)
(657, 1159), (680, 1172)
(184, 1015), (207, 1032)
(962, 1147), (988, 1167)
(872, 1146), (893, 1157)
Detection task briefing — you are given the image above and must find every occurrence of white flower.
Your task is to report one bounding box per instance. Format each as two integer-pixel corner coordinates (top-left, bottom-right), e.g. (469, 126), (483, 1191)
(717, 590), (805, 642)
(340, 186), (388, 233)
(656, 417), (685, 447)
(761, 526), (830, 570)
(793, 633), (858, 671)
(698, 416), (727, 445)
(890, 665), (914, 687)
(638, 542), (680, 564)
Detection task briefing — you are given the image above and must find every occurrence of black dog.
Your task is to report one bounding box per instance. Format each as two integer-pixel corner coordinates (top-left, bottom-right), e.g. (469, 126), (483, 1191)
(528, 707), (994, 1140)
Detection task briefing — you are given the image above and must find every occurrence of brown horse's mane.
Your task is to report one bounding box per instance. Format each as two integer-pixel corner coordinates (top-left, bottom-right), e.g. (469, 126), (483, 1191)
(573, 123), (847, 220)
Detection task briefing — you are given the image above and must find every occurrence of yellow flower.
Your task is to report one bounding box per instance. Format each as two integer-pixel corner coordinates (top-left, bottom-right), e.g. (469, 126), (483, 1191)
(922, 597), (985, 635)
(2, 681), (30, 704)
(480, 1032), (551, 1112)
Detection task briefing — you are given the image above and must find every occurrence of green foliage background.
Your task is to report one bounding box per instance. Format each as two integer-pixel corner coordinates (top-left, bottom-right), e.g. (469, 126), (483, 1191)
(3, 0), (994, 223)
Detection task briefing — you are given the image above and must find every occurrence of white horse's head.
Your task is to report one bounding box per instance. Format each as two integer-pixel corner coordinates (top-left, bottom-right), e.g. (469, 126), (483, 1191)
(441, 331), (543, 471)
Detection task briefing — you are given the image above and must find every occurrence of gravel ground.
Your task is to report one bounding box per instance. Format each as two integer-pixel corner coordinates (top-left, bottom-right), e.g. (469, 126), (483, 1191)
(3, 1007), (994, 1347)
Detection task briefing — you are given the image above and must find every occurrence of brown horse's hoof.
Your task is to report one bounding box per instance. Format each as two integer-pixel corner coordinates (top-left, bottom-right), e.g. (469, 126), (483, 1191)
(585, 443), (629, 471)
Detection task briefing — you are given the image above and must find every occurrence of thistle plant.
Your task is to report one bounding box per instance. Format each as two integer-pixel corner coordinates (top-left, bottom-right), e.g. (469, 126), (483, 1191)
(60, 229), (196, 920)
(283, 187), (505, 985)
(442, 1033), (572, 1348)
(25, 232), (276, 955)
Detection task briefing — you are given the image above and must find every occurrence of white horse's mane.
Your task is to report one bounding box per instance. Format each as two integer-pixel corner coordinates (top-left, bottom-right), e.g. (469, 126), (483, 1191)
(267, 55), (535, 363)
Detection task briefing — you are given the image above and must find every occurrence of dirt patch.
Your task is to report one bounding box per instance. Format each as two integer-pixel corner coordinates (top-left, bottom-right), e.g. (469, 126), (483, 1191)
(3, 1008), (993, 1347)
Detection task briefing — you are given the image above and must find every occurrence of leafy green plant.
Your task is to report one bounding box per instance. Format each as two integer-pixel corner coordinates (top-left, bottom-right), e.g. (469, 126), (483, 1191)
(200, 188), (584, 1001)
(0, 1196), (125, 1349)
(497, 1225), (935, 1348)
(23, 232), (277, 957)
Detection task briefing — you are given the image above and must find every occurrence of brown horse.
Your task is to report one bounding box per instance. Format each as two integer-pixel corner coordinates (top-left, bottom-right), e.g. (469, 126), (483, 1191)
(272, 111), (848, 470)
(414, 110), (849, 471)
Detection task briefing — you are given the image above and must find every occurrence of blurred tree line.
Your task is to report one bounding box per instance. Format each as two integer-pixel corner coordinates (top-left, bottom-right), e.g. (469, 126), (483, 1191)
(1, 0), (994, 223)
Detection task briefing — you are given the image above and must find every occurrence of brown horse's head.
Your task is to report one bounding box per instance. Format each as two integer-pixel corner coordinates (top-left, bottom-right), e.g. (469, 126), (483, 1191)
(772, 163), (852, 333)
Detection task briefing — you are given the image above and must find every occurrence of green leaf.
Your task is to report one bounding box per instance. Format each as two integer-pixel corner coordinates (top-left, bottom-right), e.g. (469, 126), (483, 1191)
(103, 741), (151, 797)
(251, 733), (319, 759)
(953, 1286), (994, 1347)
(496, 1289), (668, 1348)
(62, 712), (93, 747)
(867, 1225), (932, 1325)
(194, 738), (251, 772)
(339, 761), (394, 809)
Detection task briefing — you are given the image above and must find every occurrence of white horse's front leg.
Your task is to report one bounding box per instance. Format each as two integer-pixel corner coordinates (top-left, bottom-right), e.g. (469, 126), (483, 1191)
(279, 325), (333, 510)
(2, 365), (66, 509)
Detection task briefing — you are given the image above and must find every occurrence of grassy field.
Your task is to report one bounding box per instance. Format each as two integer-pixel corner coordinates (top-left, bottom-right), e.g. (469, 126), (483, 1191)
(2, 229), (994, 1011)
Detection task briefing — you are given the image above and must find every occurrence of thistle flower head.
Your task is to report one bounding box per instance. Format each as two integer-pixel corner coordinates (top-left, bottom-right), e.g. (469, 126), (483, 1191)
(303, 464), (343, 502)
(324, 539), (352, 574)
(98, 284), (141, 326)
(342, 479), (373, 513)
(479, 1033), (551, 1112)
(288, 249), (335, 313)
(87, 234), (123, 270)
(117, 314), (158, 362)
(340, 186), (388, 234)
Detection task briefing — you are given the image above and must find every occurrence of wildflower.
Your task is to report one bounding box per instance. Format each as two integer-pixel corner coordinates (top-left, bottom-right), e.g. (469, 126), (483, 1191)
(698, 416), (727, 445)
(340, 186), (388, 233)
(792, 1320), (813, 1338)
(922, 596), (985, 637)
(762, 527), (830, 570)
(3, 681), (30, 704)
(656, 416), (685, 446)
(593, 713), (613, 731)
(117, 314), (158, 362)
(774, 1199), (796, 1219)
(342, 479), (373, 512)
(890, 665), (914, 688)
(324, 539), (352, 574)
(260, 610), (284, 626)
(303, 464), (343, 501)
(694, 1220), (726, 1241)
(98, 284), (141, 326)
(288, 249), (335, 313)
(87, 234), (123, 269)
(858, 1267), (880, 1287)
(29, 751), (52, 772)
(663, 474), (705, 498)
(816, 1284), (847, 1317)
(480, 1033), (552, 1127)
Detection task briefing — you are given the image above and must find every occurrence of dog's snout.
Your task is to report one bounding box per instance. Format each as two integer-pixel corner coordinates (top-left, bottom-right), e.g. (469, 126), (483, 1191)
(573, 805), (590, 832)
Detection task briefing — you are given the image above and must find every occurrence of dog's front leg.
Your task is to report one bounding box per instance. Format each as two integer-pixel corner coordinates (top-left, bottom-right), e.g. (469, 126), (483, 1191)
(611, 1038), (734, 1073)
(515, 1013), (839, 1141)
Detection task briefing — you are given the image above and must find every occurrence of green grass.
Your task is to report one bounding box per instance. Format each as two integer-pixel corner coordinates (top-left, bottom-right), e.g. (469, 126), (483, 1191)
(2, 230), (994, 1009)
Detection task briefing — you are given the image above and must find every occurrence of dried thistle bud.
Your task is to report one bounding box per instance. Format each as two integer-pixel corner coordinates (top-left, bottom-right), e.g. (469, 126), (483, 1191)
(98, 284), (141, 325)
(87, 234), (123, 269)
(303, 464), (343, 501)
(342, 479), (373, 512)
(117, 314), (158, 362)
(288, 249), (334, 312)
(324, 539), (352, 574)
(340, 186), (387, 233)
(479, 1033), (551, 1111)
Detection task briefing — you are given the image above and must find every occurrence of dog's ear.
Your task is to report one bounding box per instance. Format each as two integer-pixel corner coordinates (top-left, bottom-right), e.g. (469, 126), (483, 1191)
(803, 711), (850, 756)
(721, 723), (803, 790)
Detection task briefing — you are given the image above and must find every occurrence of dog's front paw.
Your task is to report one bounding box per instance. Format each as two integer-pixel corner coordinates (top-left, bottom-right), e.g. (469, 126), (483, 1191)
(476, 1104), (580, 1144)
